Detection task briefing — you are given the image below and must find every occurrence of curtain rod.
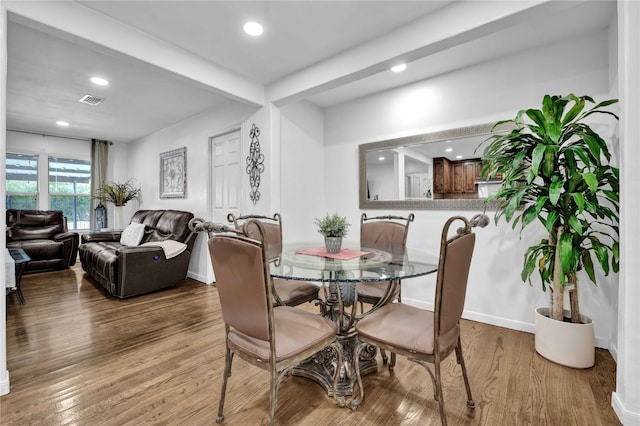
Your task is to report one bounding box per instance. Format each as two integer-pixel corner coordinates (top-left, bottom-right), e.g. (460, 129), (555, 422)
(7, 128), (114, 145)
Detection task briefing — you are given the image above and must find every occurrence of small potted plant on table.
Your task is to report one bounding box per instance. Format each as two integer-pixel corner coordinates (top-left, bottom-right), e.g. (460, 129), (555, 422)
(315, 213), (351, 253)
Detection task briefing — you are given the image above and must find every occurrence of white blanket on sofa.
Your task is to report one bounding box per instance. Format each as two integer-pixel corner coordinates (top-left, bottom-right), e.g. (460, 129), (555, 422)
(140, 240), (187, 259)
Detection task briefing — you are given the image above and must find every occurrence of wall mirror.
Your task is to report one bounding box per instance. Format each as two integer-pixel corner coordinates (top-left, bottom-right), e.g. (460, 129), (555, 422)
(359, 122), (512, 211)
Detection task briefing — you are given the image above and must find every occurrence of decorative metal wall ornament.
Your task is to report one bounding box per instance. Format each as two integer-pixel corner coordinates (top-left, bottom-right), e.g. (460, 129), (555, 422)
(246, 123), (265, 205)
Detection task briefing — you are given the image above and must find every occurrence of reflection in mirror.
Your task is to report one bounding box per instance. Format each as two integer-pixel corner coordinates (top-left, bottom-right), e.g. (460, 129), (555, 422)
(359, 123), (512, 211)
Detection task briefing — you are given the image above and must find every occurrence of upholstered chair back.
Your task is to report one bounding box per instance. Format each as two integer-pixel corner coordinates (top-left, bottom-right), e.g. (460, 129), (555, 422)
(208, 232), (271, 341)
(434, 226), (476, 353)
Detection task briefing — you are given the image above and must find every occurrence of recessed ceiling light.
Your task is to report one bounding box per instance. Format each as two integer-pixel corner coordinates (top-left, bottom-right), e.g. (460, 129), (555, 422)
(244, 21), (263, 36)
(56, 121), (69, 127)
(379, 157), (385, 161)
(391, 64), (407, 73)
(456, 155), (463, 159)
(445, 148), (453, 152)
(90, 77), (109, 86)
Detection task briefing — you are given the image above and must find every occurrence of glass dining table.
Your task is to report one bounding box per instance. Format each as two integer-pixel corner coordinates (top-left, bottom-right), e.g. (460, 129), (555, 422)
(267, 241), (438, 401)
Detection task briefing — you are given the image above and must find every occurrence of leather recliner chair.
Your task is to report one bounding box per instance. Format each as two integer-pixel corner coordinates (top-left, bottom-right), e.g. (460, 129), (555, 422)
(6, 209), (80, 273)
(79, 209), (196, 299)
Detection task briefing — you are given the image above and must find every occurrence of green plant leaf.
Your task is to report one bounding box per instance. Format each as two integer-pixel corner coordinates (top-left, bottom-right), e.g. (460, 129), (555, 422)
(549, 181), (563, 205)
(572, 192), (585, 213)
(526, 109), (547, 134)
(558, 231), (573, 275)
(567, 215), (583, 235)
(561, 96), (585, 125)
(582, 251), (596, 284)
(522, 206), (538, 229)
(535, 195), (549, 214)
(543, 146), (556, 178)
(545, 210), (559, 234)
(531, 144), (546, 177)
(602, 190), (619, 203)
(583, 172), (598, 193)
(591, 239), (610, 275)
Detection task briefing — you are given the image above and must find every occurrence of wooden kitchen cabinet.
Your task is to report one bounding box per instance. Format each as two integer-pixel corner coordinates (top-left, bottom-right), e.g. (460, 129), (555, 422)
(433, 157), (452, 193)
(452, 161), (477, 193)
(436, 157), (482, 194)
(463, 161), (477, 192)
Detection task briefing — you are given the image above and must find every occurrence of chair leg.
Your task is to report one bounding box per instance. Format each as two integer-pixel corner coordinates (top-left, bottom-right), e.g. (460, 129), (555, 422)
(389, 352), (396, 371)
(380, 348), (389, 365)
(455, 338), (475, 409)
(269, 371), (278, 426)
(217, 346), (234, 423)
(434, 358), (448, 426)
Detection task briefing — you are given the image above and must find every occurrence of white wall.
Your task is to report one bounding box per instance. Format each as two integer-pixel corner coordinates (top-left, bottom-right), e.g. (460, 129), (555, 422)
(322, 28), (618, 348)
(612, 1), (640, 423)
(280, 101), (326, 242)
(121, 100), (259, 283)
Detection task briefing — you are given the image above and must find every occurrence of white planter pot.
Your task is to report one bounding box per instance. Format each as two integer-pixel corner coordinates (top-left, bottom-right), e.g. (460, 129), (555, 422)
(534, 307), (595, 368)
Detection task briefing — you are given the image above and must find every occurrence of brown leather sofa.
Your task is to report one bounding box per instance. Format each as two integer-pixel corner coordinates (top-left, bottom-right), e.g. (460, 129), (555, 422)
(6, 209), (80, 273)
(79, 209), (196, 299)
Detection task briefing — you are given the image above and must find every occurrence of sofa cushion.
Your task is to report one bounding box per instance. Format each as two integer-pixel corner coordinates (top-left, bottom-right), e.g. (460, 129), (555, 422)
(120, 222), (146, 246)
(6, 209), (66, 241)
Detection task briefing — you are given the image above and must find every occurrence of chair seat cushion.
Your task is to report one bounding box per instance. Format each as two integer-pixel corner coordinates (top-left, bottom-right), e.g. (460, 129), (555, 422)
(228, 306), (337, 363)
(357, 303), (436, 355)
(273, 278), (319, 306)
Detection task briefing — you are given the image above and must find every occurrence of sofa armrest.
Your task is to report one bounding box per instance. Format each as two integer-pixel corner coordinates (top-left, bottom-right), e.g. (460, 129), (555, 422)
(82, 231), (122, 244)
(53, 231), (80, 266)
(114, 245), (191, 298)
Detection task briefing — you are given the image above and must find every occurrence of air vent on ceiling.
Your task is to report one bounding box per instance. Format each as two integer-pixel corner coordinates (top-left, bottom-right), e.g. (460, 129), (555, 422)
(78, 94), (104, 106)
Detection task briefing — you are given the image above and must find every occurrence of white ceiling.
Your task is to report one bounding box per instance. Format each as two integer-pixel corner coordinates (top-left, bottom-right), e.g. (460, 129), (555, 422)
(5, 1), (615, 144)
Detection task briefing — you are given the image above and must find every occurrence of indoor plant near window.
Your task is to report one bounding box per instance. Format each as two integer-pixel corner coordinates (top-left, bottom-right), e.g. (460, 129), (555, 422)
(94, 179), (141, 207)
(94, 179), (141, 229)
(315, 213), (351, 253)
(479, 94), (619, 368)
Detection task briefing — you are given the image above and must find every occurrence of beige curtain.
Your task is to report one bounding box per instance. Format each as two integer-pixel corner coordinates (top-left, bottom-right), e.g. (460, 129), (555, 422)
(90, 139), (110, 229)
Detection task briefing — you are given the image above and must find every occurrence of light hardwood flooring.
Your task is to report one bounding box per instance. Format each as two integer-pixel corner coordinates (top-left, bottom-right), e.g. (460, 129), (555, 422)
(1, 265), (619, 425)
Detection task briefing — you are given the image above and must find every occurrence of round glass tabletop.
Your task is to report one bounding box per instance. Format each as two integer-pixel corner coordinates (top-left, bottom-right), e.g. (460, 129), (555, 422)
(268, 242), (438, 282)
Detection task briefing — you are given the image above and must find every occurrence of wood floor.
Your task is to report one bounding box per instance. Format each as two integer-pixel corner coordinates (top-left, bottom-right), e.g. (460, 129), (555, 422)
(1, 265), (619, 425)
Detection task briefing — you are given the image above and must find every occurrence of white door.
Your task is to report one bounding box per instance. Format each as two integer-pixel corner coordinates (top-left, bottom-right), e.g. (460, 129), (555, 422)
(211, 130), (241, 221)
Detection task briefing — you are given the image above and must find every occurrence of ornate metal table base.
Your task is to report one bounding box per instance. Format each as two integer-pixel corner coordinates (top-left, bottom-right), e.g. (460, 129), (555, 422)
(292, 279), (386, 399)
(292, 332), (378, 400)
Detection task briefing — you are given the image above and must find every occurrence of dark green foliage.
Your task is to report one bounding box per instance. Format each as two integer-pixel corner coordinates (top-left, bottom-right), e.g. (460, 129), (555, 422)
(314, 213), (351, 238)
(479, 94), (619, 292)
(94, 179), (141, 207)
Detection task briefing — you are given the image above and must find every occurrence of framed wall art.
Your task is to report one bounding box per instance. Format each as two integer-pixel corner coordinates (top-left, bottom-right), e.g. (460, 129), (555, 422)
(160, 147), (186, 199)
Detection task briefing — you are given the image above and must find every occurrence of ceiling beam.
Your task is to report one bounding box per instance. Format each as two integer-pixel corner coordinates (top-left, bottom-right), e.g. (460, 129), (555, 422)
(265, 0), (577, 106)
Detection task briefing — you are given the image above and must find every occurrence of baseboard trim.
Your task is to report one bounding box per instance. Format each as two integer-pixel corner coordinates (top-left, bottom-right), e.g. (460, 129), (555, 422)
(0, 370), (10, 396)
(186, 271), (211, 284)
(402, 297), (610, 350)
(612, 391), (640, 425)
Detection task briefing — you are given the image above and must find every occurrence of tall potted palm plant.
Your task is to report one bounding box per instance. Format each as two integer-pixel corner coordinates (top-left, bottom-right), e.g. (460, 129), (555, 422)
(479, 94), (619, 367)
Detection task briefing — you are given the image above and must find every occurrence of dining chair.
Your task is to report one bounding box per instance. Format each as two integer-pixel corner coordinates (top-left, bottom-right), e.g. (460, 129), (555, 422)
(351, 214), (486, 426)
(208, 219), (342, 425)
(357, 213), (414, 366)
(227, 213), (322, 309)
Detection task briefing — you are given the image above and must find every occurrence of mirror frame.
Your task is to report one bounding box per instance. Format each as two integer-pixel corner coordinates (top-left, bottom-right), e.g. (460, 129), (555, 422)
(359, 122), (510, 211)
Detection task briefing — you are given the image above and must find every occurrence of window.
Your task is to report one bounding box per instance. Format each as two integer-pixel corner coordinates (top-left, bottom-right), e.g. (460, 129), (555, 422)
(6, 153), (39, 209)
(49, 157), (92, 230)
